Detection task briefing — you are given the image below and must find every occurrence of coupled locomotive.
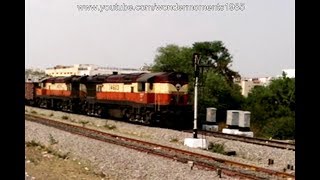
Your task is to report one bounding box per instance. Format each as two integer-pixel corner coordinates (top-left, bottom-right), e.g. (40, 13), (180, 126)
(25, 72), (193, 128)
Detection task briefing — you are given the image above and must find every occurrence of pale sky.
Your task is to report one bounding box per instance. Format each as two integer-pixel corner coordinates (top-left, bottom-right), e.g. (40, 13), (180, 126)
(25, 0), (295, 77)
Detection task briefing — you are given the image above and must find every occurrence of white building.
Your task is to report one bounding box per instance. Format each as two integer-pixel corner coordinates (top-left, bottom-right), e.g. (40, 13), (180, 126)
(237, 68), (294, 97)
(45, 64), (150, 77)
(236, 77), (274, 97)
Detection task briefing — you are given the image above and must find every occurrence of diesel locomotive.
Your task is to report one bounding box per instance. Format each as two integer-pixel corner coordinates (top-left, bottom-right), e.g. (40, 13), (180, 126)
(25, 72), (193, 128)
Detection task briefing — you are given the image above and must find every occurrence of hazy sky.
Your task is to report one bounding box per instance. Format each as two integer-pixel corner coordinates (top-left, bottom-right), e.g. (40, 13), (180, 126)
(25, 0), (295, 77)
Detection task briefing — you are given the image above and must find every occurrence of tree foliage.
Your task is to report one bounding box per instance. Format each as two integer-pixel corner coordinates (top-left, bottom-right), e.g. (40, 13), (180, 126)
(243, 75), (295, 139)
(152, 44), (193, 75)
(151, 41), (243, 123)
(150, 41), (295, 140)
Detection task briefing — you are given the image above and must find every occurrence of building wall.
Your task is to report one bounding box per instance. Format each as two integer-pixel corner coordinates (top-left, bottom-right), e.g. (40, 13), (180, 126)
(240, 80), (263, 97)
(45, 64), (149, 77)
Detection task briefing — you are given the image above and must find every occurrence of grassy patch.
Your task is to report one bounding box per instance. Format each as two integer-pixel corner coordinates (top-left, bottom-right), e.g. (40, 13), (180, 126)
(104, 123), (116, 130)
(80, 120), (89, 127)
(169, 137), (179, 143)
(49, 134), (59, 145)
(49, 113), (54, 117)
(31, 110), (37, 114)
(208, 142), (226, 155)
(26, 140), (41, 147)
(26, 140), (70, 160)
(61, 115), (69, 120)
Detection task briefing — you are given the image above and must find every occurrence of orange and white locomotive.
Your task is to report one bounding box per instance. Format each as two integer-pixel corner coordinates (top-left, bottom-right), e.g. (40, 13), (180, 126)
(26, 72), (193, 128)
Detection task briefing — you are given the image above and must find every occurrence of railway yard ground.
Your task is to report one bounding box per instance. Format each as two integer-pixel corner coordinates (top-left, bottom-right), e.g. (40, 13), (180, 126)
(25, 106), (295, 179)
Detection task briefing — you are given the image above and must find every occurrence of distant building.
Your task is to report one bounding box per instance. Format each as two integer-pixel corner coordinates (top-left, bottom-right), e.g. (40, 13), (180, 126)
(25, 68), (46, 82)
(45, 64), (150, 77)
(235, 76), (275, 97)
(237, 68), (294, 97)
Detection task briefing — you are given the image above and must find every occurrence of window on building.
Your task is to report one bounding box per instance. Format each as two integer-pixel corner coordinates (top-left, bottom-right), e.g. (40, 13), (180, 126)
(138, 83), (145, 92)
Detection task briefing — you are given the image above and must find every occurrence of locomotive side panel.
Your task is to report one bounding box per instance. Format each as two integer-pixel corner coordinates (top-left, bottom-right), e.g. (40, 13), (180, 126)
(41, 82), (72, 97)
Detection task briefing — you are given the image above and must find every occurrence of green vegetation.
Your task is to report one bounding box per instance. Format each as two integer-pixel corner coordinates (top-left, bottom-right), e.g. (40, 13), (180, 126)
(104, 123), (117, 130)
(61, 115), (69, 120)
(80, 120), (89, 127)
(207, 142), (226, 154)
(243, 74), (295, 139)
(49, 134), (59, 145)
(151, 41), (295, 140)
(31, 110), (37, 114)
(26, 140), (43, 148)
(169, 137), (179, 143)
(26, 140), (70, 160)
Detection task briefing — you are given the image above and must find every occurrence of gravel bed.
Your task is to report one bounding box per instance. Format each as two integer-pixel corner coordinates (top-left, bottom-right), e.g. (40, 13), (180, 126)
(25, 106), (295, 175)
(25, 120), (238, 180)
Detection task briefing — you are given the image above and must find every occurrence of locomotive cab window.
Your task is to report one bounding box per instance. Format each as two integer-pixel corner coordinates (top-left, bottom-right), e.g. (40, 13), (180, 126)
(149, 82), (153, 90)
(138, 83), (145, 92)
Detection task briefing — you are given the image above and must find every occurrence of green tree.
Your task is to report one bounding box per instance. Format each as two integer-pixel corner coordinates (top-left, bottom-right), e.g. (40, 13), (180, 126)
(151, 41), (244, 123)
(193, 41), (240, 84)
(244, 75), (295, 139)
(198, 71), (244, 121)
(151, 44), (193, 75)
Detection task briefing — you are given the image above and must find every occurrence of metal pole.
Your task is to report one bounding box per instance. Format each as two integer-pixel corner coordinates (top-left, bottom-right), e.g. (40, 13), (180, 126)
(192, 53), (200, 139)
(193, 76), (198, 138)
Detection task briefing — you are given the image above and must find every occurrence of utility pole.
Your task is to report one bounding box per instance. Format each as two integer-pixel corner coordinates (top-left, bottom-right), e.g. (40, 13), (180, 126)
(193, 53), (201, 138)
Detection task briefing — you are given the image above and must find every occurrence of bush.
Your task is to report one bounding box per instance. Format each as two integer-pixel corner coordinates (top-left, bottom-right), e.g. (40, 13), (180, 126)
(61, 115), (69, 120)
(80, 120), (89, 127)
(169, 137), (179, 143)
(208, 142), (226, 154)
(261, 116), (295, 140)
(104, 123), (116, 130)
(49, 134), (58, 145)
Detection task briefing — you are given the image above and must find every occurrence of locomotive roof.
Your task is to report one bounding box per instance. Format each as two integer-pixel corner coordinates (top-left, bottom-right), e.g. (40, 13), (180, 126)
(136, 72), (166, 82)
(137, 72), (188, 83)
(84, 75), (112, 83)
(39, 72), (188, 84)
(105, 73), (145, 83)
(41, 75), (81, 83)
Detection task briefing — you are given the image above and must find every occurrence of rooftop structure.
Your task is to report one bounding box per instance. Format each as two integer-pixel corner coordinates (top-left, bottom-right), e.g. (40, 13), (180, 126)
(45, 64), (150, 77)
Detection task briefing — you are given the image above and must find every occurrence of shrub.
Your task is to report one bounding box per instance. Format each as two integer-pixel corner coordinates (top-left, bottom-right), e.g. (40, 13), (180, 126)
(104, 123), (116, 130)
(80, 120), (89, 127)
(208, 142), (226, 155)
(49, 134), (58, 145)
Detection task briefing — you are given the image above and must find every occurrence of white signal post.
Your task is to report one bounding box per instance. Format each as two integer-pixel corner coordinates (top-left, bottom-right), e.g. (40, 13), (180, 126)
(193, 54), (200, 139)
(183, 53), (207, 149)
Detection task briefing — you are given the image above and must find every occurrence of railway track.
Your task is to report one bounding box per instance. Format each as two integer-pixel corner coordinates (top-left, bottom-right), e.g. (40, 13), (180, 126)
(25, 114), (295, 180)
(183, 130), (295, 151)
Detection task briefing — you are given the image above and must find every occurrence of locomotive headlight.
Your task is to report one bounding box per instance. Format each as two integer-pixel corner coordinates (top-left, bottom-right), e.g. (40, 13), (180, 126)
(175, 84), (181, 91)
